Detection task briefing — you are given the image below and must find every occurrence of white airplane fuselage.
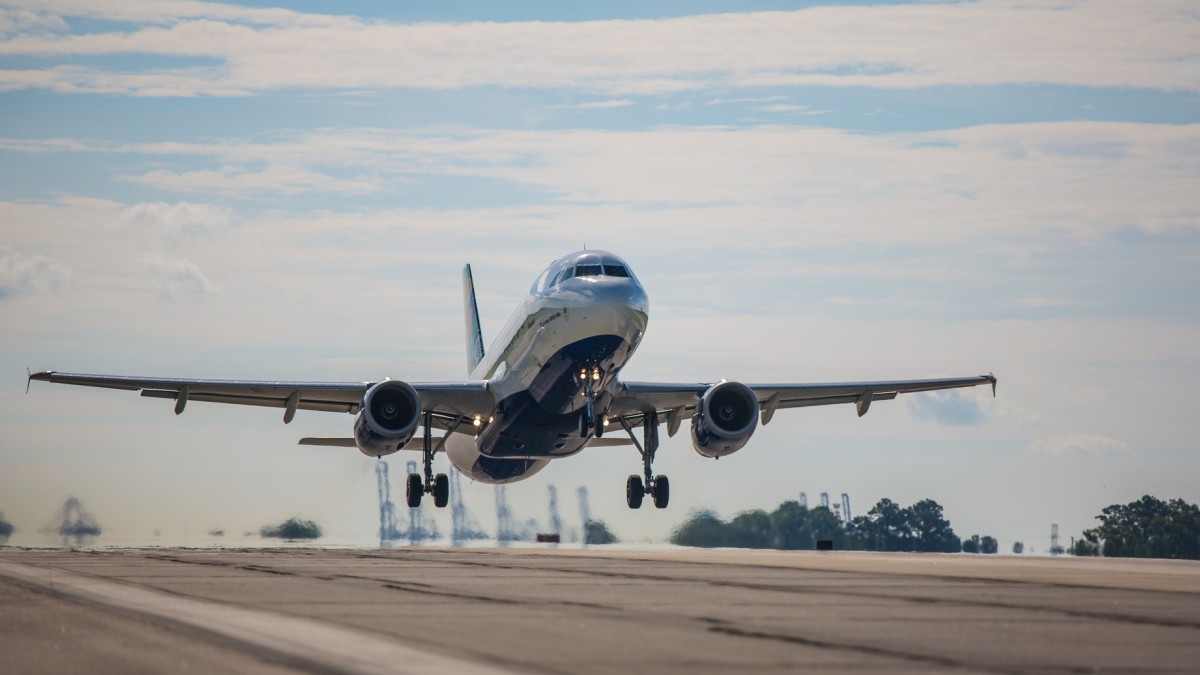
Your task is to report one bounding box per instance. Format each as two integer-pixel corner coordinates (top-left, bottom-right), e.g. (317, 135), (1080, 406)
(446, 250), (649, 483)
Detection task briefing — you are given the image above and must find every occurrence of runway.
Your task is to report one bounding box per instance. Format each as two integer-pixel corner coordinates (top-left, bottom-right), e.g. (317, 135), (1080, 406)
(2, 547), (1198, 674)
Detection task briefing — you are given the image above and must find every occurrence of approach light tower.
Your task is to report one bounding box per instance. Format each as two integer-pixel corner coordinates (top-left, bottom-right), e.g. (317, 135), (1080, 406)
(375, 459), (399, 548)
(577, 486), (592, 547)
(547, 485), (563, 537)
(841, 493), (852, 524)
(820, 492), (831, 510)
(449, 467), (486, 546)
(495, 485), (515, 546)
(799, 492), (808, 509)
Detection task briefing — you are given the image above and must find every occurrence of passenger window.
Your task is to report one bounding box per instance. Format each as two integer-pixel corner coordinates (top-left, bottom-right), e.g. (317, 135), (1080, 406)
(603, 265), (629, 278)
(575, 264), (602, 277)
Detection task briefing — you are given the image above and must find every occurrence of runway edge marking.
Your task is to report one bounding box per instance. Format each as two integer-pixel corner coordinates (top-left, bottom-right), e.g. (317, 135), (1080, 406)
(0, 559), (514, 675)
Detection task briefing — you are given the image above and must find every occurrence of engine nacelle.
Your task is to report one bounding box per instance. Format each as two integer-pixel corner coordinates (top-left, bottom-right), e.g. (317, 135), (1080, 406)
(353, 380), (421, 457)
(691, 381), (760, 458)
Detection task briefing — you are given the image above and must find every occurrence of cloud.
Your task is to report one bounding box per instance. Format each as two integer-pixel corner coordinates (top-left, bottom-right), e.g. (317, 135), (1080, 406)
(4, 121), (1197, 240)
(141, 253), (216, 298)
(118, 201), (235, 242)
(754, 103), (831, 115)
(907, 389), (987, 426)
(0, 2), (1196, 96)
(1027, 433), (1134, 457)
(0, 246), (71, 298)
(573, 99), (634, 110)
(126, 165), (383, 196)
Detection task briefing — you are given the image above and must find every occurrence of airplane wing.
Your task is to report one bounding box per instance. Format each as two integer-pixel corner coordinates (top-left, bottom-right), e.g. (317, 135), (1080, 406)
(26, 371), (493, 429)
(609, 374), (996, 433)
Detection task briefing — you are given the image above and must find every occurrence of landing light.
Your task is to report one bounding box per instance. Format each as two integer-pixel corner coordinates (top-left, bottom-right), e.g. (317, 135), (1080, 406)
(472, 415), (482, 427)
(603, 418), (610, 427)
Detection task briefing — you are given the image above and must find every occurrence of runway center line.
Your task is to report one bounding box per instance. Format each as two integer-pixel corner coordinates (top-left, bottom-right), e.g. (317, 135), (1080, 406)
(0, 559), (514, 675)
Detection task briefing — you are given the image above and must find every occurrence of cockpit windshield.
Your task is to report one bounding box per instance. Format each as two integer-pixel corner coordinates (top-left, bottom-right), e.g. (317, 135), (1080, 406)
(544, 254), (638, 290)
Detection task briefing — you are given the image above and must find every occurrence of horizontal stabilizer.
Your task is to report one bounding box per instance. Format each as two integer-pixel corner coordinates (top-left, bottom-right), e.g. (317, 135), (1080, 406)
(298, 437), (357, 447)
(588, 437), (634, 447)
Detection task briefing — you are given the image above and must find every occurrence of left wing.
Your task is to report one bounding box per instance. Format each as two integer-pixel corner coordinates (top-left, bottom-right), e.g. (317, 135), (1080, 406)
(26, 371), (492, 429)
(609, 374), (996, 433)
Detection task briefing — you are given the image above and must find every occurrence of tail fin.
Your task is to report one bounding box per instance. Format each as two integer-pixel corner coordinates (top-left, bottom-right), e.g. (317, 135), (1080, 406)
(463, 264), (485, 375)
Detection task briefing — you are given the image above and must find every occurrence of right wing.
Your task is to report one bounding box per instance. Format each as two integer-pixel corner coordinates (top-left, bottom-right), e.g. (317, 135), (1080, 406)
(27, 371), (493, 430)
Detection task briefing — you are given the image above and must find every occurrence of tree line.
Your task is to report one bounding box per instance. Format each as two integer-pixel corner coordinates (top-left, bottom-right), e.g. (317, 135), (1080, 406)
(671, 497), (996, 553)
(1071, 495), (1200, 560)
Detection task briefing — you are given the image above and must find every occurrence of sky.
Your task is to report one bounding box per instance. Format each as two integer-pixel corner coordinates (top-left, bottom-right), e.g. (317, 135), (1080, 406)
(1, 0), (1198, 550)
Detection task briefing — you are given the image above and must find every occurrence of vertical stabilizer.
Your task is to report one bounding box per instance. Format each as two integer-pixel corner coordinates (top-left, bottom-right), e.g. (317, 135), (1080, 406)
(463, 264), (485, 375)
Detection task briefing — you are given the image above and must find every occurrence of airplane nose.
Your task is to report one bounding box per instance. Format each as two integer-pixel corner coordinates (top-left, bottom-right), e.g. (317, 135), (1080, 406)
(591, 277), (648, 311)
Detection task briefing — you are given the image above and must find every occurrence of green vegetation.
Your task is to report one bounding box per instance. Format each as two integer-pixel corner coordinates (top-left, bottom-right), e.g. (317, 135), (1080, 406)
(583, 520), (619, 545)
(0, 511), (14, 543)
(1071, 495), (1200, 560)
(961, 535), (998, 554)
(670, 498), (983, 553)
(260, 517), (323, 540)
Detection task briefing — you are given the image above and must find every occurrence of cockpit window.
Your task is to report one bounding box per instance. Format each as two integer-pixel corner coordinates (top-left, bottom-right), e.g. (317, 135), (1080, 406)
(603, 264), (629, 278)
(575, 264), (602, 277)
(555, 267), (574, 285)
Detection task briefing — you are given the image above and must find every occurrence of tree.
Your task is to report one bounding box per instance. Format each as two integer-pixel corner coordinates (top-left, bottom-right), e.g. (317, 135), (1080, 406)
(583, 520), (618, 545)
(671, 510), (737, 548)
(908, 500), (962, 553)
(962, 534), (980, 553)
(260, 517), (322, 540)
(1012, 541), (1024, 554)
(1076, 496), (1200, 560)
(980, 536), (998, 554)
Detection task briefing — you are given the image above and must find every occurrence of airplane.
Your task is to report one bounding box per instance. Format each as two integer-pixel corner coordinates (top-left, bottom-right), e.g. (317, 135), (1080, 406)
(28, 250), (996, 510)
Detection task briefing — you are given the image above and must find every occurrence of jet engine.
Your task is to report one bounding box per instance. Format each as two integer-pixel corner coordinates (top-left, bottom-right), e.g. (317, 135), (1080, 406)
(691, 381), (760, 458)
(353, 380), (421, 457)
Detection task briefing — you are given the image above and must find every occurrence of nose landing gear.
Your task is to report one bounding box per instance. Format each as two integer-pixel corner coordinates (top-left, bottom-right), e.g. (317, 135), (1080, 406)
(619, 412), (669, 509)
(578, 366), (605, 438)
(405, 411), (452, 509)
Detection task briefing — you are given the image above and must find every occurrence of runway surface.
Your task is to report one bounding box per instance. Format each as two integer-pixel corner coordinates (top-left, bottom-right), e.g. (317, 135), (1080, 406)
(2, 546), (1198, 674)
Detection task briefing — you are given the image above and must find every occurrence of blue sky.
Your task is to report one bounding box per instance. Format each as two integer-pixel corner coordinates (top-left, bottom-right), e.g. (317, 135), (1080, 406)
(2, 0), (1198, 549)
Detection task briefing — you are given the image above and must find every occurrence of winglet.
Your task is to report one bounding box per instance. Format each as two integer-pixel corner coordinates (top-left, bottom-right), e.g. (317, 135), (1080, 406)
(988, 372), (997, 397)
(463, 264), (486, 375)
(25, 368), (31, 394)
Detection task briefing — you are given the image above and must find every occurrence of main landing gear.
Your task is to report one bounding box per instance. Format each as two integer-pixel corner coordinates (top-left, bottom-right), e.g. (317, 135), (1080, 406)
(406, 411), (450, 509)
(619, 412), (669, 509)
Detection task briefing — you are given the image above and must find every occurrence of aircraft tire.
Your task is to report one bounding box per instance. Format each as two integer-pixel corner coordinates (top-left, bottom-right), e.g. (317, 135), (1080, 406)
(405, 473), (423, 508)
(652, 475), (670, 509)
(433, 473), (450, 508)
(626, 475), (644, 509)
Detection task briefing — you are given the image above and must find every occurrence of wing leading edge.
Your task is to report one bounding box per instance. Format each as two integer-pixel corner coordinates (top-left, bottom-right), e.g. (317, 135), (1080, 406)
(26, 371), (493, 428)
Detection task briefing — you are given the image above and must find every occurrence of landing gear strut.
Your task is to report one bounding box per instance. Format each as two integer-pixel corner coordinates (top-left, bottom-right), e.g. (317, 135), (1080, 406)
(579, 367), (605, 438)
(406, 411), (450, 509)
(620, 412), (668, 509)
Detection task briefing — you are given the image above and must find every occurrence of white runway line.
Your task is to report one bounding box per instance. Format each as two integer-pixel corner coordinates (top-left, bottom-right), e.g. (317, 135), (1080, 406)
(0, 559), (515, 675)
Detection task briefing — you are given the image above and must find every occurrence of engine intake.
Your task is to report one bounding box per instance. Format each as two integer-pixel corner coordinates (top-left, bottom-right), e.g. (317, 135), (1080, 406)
(354, 380), (421, 457)
(691, 381), (760, 458)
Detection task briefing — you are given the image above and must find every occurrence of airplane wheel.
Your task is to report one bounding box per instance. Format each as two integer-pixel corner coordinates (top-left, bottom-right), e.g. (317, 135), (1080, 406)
(433, 473), (450, 508)
(595, 418), (604, 438)
(405, 473), (423, 508)
(579, 412), (589, 438)
(626, 475), (644, 509)
(652, 475), (670, 509)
